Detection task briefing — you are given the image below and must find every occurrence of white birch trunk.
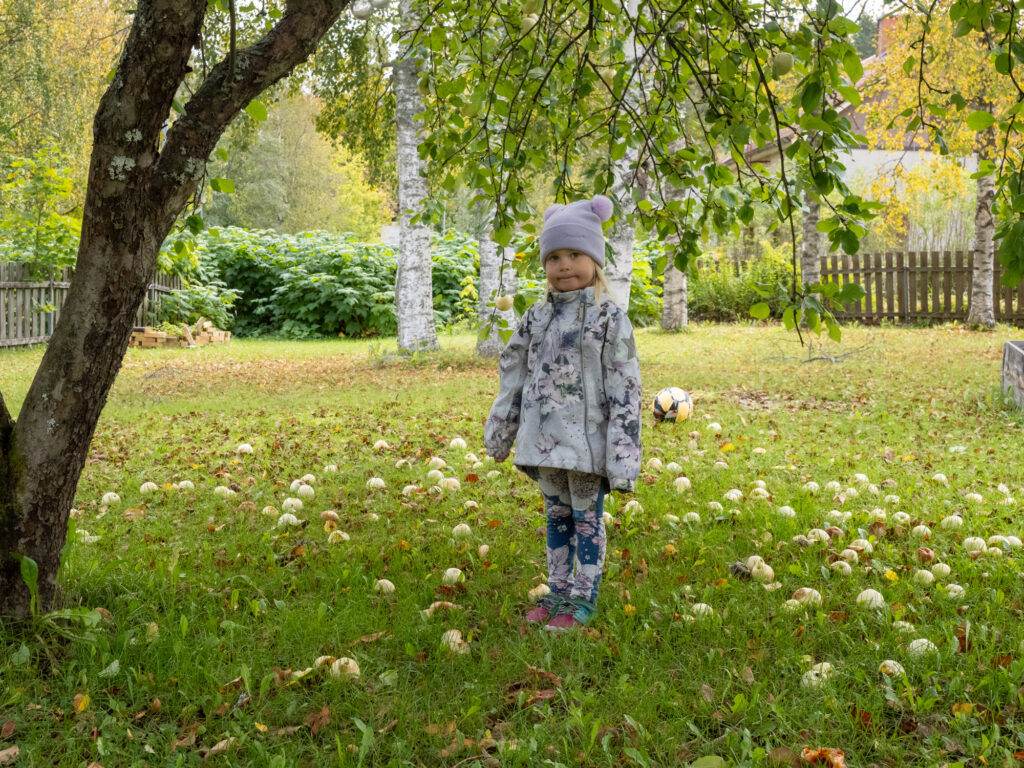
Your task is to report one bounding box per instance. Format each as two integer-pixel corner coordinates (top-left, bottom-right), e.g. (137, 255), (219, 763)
(394, 0), (438, 352)
(801, 194), (821, 290)
(606, 0), (640, 310)
(966, 170), (996, 328)
(660, 264), (687, 330)
(476, 237), (517, 357)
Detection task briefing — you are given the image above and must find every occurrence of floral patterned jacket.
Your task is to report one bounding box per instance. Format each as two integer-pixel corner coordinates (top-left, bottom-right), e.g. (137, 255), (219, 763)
(484, 286), (642, 491)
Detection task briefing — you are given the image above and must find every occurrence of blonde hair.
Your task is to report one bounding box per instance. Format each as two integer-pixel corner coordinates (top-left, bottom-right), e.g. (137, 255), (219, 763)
(544, 263), (610, 305)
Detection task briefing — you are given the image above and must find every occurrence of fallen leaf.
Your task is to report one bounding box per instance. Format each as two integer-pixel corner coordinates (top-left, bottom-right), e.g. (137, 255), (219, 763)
(134, 698), (161, 720)
(86, 763), (104, 768)
(852, 707), (873, 728)
(0, 722), (12, 739)
(0, 746), (18, 766)
(304, 705), (331, 736)
(992, 655), (1014, 668)
(741, 666), (755, 684)
(526, 664), (562, 687)
(73, 693), (90, 713)
(700, 684), (715, 703)
(203, 737), (236, 760)
(523, 689), (557, 708)
(351, 631), (388, 646)
(171, 723), (199, 751)
(269, 725), (304, 737)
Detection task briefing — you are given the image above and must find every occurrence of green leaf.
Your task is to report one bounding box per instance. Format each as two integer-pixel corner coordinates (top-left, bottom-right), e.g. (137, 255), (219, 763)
(801, 79), (823, 113)
(10, 644), (30, 666)
(186, 214), (204, 235)
(245, 101), (268, 122)
(782, 306), (796, 330)
(842, 51), (863, 83)
(211, 178), (235, 194)
(15, 553), (39, 616)
(836, 85), (860, 106)
(750, 302), (771, 320)
(826, 319), (842, 342)
(966, 110), (995, 131)
(837, 282), (866, 304)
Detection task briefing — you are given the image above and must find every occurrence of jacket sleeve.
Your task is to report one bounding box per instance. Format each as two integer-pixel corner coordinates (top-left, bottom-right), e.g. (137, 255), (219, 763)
(483, 310), (532, 460)
(602, 309), (642, 491)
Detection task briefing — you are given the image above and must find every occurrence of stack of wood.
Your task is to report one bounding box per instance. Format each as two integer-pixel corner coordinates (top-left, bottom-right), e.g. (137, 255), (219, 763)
(128, 318), (232, 349)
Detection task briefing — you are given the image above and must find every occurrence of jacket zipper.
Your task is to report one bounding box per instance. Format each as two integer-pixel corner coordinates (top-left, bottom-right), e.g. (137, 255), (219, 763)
(579, 296), (596, 471)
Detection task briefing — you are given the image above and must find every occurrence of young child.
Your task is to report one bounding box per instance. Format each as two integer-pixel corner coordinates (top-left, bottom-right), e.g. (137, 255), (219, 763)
(484, 195), (642, 632)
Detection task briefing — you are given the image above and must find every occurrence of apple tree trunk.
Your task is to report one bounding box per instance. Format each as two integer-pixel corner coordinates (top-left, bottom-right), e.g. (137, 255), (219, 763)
(0, 0), (346, 618)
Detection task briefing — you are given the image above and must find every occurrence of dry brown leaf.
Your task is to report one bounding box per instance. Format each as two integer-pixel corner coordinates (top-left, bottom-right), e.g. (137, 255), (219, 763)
(0, 721), (12, 739)
(304, 705), (331, 736)
(86, 762), (104, 768)
(700, 684), (715, 703)
(269, 725), (305, 737)
(523, 689), (557, 708)
(741, 666), (755, 684)
(171, 723), (199, 752)
(526, 664), (562, 687)
(0, 746), (18, 766)
(203, 737), (236, 760)
(351, 631), (388, 646)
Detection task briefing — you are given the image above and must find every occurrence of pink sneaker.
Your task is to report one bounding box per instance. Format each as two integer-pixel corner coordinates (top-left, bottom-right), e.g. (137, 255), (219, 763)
(544, 612), (584, 632)
(526, 594), (563, 623)
(544, 597), (596, 633)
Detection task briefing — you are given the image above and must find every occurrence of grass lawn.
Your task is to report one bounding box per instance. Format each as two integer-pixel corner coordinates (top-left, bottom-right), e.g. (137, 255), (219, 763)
(2, 323), (1024, 767)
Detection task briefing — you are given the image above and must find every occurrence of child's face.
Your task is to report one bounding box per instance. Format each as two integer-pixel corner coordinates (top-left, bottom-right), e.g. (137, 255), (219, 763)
(544, 248), (596, 292)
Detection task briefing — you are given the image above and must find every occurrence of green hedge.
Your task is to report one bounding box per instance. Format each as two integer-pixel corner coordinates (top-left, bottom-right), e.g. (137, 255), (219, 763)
(191, 228), (478, 338)
(182, 227), (791, 338)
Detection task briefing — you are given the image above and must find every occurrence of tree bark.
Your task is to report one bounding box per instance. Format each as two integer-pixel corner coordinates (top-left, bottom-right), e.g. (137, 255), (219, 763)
(660, 264), (687, 330)
(966, 170), (996, 328)
(476, 237), (516, 357)
(394, 0), (439, 353)
(605, 0), (641, 310)
(966, 121), (997, 329)
(0, 0), (346, 618)
(801, 193), (821, 290)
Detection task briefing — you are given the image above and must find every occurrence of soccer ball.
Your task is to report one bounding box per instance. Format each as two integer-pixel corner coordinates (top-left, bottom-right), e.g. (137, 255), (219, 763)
(652, 387), (693, 423)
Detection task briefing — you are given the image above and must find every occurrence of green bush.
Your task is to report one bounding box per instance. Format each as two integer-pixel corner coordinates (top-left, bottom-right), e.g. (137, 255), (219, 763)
(193, 228), (480, 338)
(688, 241), (795, 322)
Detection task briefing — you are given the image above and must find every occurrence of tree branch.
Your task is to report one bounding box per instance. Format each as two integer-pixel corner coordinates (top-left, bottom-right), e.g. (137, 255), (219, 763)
(155, 0), (346, 211)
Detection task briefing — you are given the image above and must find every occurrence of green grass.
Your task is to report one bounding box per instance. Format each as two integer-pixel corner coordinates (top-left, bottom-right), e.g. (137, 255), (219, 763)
(2, 324), (1024, 767)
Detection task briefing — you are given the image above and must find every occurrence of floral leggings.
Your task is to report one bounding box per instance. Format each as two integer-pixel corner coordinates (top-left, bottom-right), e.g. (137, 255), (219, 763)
(537, 468), (608, 604)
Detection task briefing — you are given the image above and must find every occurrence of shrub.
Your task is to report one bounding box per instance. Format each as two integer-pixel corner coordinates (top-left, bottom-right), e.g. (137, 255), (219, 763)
(688, 241), (795, 322)
(193, 228), (481, 338)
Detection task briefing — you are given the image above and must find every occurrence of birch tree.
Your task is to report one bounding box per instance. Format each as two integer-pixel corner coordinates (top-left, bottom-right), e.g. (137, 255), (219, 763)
(0, 0), (347, 618)
(393, 0), (439, 352)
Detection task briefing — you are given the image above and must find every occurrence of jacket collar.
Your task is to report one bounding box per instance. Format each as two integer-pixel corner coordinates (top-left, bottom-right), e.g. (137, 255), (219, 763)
(548, 286), (595, 305)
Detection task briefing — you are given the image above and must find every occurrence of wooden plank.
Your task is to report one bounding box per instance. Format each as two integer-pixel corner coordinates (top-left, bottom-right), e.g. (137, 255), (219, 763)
(874, 252), (884, 320)
(928, 251), (939, 317)
(897, 251), (906, 321)
(942, 251), (952, 317)
(955, 251), (966, 316)
(884, 252), (894, 318)
(907, 252), (918, 319)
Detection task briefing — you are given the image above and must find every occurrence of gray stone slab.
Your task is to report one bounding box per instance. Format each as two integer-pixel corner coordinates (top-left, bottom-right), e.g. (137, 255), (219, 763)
(1002, 341), (1024, 409)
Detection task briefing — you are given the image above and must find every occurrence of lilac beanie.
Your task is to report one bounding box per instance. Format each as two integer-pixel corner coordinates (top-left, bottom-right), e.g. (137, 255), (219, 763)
(539, 195), (614, 267)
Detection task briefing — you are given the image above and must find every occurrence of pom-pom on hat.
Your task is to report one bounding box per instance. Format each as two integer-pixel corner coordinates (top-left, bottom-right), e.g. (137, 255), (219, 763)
(539, 194), (614, 267)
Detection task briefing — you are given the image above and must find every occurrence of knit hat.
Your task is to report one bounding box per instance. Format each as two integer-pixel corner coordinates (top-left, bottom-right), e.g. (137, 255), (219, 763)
(540, 195), (614, 267)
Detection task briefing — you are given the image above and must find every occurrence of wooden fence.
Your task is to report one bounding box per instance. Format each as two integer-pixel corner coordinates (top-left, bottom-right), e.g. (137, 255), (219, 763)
(820, 250), (1024, 325)
(0, 263), (183, 348)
